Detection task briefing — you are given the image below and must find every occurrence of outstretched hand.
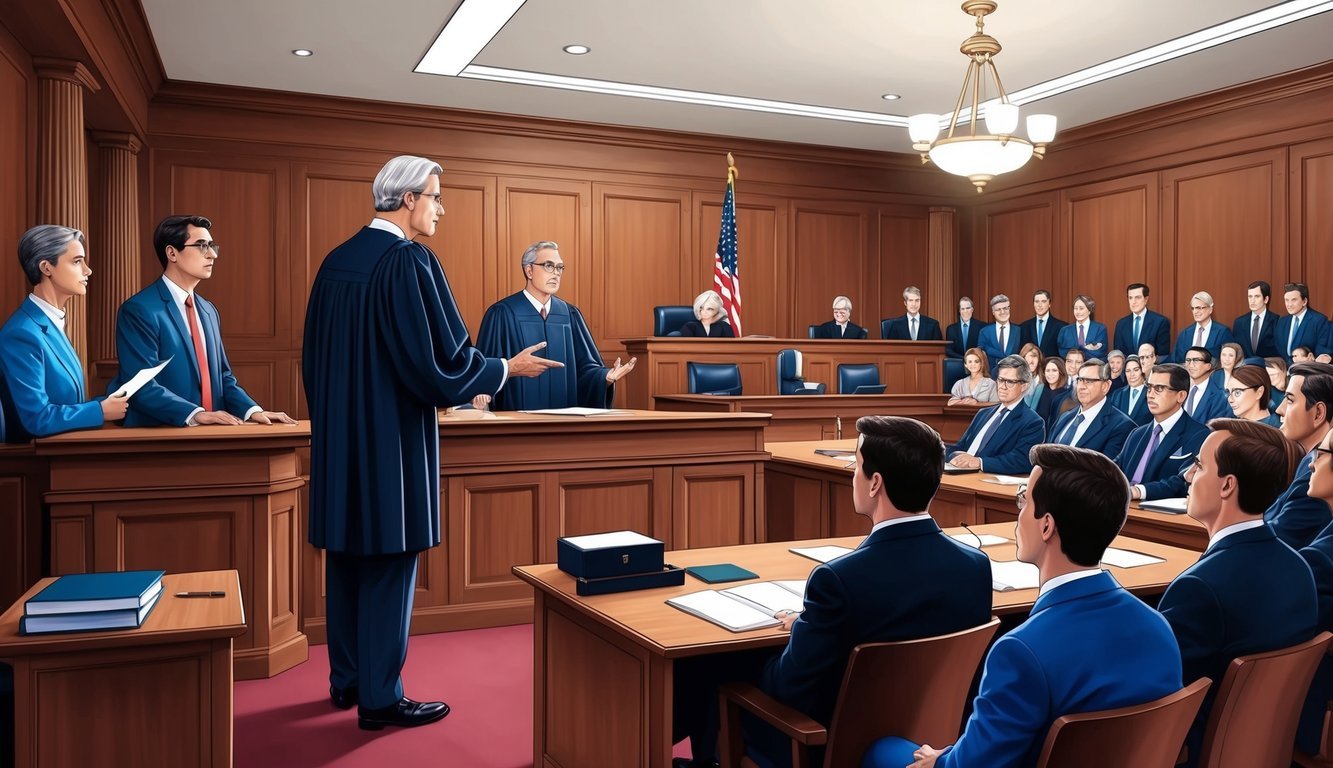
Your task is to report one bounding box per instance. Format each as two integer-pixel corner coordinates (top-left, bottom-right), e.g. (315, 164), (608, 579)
(606, 356), (637, 384)
(508, 341), (564, 378)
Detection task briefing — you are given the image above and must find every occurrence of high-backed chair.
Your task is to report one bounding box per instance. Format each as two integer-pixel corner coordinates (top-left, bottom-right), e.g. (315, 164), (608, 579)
(777, 349), (825, 395)
(719, 618), (1000, 768)
(1294, 649), (1333, 767)
(837, 364), (883, 395)
(943, 358), (967, 394)
(1196, 631), (1332, 768)
(653, 305), (695, 336)
(1034, 678), (1211, 768)
(687, 362), (742, 396)
(808, 324), (820, 339)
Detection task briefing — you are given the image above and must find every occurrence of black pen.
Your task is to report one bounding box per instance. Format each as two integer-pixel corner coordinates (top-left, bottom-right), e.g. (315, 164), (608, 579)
(175, 591), (226, 598)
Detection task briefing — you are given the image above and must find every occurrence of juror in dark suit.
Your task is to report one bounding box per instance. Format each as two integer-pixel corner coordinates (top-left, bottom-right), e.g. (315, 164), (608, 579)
(811, 294), (867, 339)
(1267, 364), (1333, 550)
(1018, 289), (1066, 358)
(947, 356), (1046, 475)
(881, 286), (942, 341)
(864, 445), (1183, 768)
(1110, 381), (1152, 426)
(0, 226), (127, 442)
(1275, 286), (1330, 364)
(978, 296), (1021, 374)
(1116, 363), (1210, 501)
(1173, 291), (1235, 364)
(1115, 295), (1172, 362)
(109, 215), (293, 428)
(1048, 360), (1136, 458)
(1298, 440), (1333, 753)
(302, 157), (560, 730)
(1232, 280), (1279, 358)
(944, 297), (984, 359)
(1158, 421), (1317, 766)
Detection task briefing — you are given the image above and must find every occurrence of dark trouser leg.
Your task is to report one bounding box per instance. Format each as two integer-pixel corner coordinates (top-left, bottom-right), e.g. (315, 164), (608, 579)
(355, 551), (418, 709)
(673, 649), (774, 763)
(324, 551), (359, 692)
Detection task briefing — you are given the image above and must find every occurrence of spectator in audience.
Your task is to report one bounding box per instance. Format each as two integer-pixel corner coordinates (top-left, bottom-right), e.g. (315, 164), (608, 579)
(1064, 347), (1087, 379)
(948, 348), (997, 405)
(1213, 341), (1244, 387)
(862, 444), (1183, 768)
(1294, 345), (1316, 363)
(1160, 418), (1314, 766)
(1048, 359), (1136, 458)
(1173, 291), (1234, 363)
(1297, 425), (1333, 753)
(882, 286), (942, 341)
(1019, 289), (1065, 358)
(978, 295), (1020, 373)
(679, 289), (735, 337)
(1107, 349), (1127, 392)
(1116, 363), (1210, 501)
(1036, 357), (1071, 432)
(1233, 280), (1280, 358)
(1110, 355), (1152, 426)
(1276, 282), (1329, 365)
(944, 296), (982, 359)
(946, 355), (1045, 475)
(1267, 356), (1290, 411)
(1226, 365), (1280, 426)
(1266, 363), (1333, 549)
(1057, 294), (1108, 360)
(1115, 282), (1172, 363)
(1138, 342), (1159, 377)
(1019, 343), (1043, 410)
(810, 295), (867, 339)
(1182, 346), (1232, 424)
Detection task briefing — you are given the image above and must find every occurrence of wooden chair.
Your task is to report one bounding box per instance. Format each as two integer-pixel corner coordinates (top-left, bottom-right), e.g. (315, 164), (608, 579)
(1293, 648), (1333, 767)
(1034, 678), (1211, 768)
(1197, 631), (1333, 768)
(717, 617), (1000, 768)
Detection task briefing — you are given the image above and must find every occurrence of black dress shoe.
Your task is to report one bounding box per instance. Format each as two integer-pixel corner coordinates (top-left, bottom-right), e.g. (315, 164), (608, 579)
(671, 759), (719, 768)
(357, 697), (450, 731)
(330, 685), (357, 710)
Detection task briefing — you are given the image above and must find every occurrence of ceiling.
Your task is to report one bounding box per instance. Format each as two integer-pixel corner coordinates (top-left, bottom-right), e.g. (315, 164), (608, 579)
(139, 0), (1333, 154)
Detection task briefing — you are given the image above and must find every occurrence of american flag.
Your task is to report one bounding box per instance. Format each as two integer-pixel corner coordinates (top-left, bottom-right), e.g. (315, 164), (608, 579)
(712, 175), (742, 336)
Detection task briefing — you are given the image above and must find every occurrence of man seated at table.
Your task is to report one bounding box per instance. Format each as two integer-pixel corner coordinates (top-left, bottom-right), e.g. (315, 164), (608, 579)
(811, 295), (867, 339)
(863, 444), (1183, 768)
(1158, 418), (1315, 766)
(1048, 358), (1135, 459)
(1297, 426), (1333, 752)
(1181, 346), (1231, 424)
(946, 355), (1046, 475)
(671, 416), (992, 768)
(1267, 363), (1333, 548)
(1116, 363), (1210, 502)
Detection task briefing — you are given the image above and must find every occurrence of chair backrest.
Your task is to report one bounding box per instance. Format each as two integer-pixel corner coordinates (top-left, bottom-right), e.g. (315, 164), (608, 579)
(808, 324), (820, 339)
(653, 305), (695, 336)
(837, 364), (880, 395)
(1198, 631), (1333, 768)
(943, 358), (967, 394)
(880, 318), (893, 340)
(1035, 678), (1212, 768)
(823, 618), (1000, 768)
(777, 349), (803, 395)
(687, 362), (742, 396)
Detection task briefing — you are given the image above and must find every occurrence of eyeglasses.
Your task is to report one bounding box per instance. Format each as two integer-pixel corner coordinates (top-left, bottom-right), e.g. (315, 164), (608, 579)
(412, 191), (444, 208)
(1145, 383), (1178, 394)
(178, 241), (220, 255)
(530, 261), (566, 274)
(1074, 376), (1107, 386)
(1184, 357), (1207, 364)
(1015, 484), (1028, 512)
(1313, 446), (1332, 462)
(993, 305), (1011, 313)
(1190, 305), (1208, 312)
(1225, 386), (1259, 399)
(995, 377), (1024, 388)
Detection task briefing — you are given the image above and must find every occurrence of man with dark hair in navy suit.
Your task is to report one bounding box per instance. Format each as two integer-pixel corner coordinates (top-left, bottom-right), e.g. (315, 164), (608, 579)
(1297, 426), (1333, 752)
(1232, 280), (1279, 359)
(1181, 346), (1231, 424)
(1117, 363), (1210, 501)
(1049, 359), (1136, 458)
(864, 444), (1183, 768)
(944, 296), (983, 360)
(1159, 418), (1316, 766)
(1276, 282), (1330, 366)
(1267, 363), (1333, 548)
(1114, 283), (1171, 363)
(1110, 354), (1153, 426)
(947, 355), (1046, 475)
(671, 416), (992, 768)
(1018, 289), (1066, 358)
(882, 286), (942, 341)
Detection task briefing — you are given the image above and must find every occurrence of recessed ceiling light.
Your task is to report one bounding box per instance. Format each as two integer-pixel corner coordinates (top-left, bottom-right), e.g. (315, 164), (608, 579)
(291, 49), (314, 57)
(881, 93), (901, 101)
(563, 44), (591, 55)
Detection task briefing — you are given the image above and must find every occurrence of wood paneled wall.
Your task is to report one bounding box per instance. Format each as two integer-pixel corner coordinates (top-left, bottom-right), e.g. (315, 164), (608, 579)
(0, 23), (34, 312)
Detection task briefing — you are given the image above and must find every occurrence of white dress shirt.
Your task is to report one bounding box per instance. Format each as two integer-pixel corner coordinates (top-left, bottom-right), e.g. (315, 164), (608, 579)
(1206, 519), (1266, 552)
(27, 293), (66, 332)
(870, 512), (932, 535)
(1038, 568), (1102, 598)
(1132, 407), (1186, 498)
(1064, 398), (1107, 447)
(160, 275), (262, 426)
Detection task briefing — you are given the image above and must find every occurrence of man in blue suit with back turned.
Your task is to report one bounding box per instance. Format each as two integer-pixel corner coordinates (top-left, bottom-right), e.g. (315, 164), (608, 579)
(303, 156), (560, 730)
(1048, 358), (1135, 458)
(1158, 418), (1316, 766)
(1117, 363), (1210, 502)
(109, 215), (294, 427)
(947, 354), (1045, 475)
(864, 444), (1183, 768)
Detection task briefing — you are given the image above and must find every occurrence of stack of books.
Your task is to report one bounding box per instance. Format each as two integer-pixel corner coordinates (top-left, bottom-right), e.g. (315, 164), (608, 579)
(20, 570), (165, 635)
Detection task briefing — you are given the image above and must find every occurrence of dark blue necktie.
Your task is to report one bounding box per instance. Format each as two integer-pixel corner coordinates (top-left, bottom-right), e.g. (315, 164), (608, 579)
(975, 408), (1010, 454)
(1057, 412), (1085, 446)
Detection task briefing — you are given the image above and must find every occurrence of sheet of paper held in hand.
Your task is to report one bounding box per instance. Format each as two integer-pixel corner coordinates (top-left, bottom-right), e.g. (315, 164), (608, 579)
(110, 357), (171, 398)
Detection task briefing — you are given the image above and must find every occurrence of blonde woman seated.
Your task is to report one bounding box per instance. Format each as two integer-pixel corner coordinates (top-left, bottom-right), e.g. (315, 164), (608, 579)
(948, 348), (998, 404)
(678, 290), (735, 337)
(1226, 364), (1281, 426)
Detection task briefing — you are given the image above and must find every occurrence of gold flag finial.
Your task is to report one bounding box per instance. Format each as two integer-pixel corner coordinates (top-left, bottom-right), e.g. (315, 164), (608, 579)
(726, 152), (739, 184)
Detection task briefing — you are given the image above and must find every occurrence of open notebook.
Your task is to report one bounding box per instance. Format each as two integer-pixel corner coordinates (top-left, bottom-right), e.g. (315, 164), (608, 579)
(667, 580), (807, 632)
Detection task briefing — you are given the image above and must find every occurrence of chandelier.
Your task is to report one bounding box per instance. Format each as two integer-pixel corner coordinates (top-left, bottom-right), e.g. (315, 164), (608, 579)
(908, 0), (1057, 193)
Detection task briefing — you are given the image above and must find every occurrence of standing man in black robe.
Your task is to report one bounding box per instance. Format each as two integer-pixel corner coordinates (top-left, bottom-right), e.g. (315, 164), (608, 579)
(475, 240), (635, 410)
(303, 155), (559, 730)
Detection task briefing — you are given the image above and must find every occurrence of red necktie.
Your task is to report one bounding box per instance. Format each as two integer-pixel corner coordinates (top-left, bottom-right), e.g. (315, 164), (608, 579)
(184, 295), (213, 411)
(540, 306), (548, 320)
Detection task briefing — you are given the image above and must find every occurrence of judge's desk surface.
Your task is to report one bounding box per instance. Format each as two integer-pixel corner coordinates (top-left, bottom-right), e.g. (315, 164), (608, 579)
(764, 439), (1208, 552)
(514, 523), (1200, 768)
(620, 337), (947, 410)
(0, 569), (246, 768)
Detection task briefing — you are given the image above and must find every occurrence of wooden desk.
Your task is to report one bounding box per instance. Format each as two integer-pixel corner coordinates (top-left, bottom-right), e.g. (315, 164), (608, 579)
(764, 439), (1208, 550)
(299, 409), (771, 642)
(514, 525), (1197, 768)
(0, 443), (46, 610)
(0, 570), (246, 768)
(33, 424), (309, 679)
(621, 338), (946, 409)
(654, 394), (985, 444)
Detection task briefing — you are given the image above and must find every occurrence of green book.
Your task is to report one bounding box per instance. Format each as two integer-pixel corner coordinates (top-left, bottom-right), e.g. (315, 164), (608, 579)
(686, 563), (759, 584)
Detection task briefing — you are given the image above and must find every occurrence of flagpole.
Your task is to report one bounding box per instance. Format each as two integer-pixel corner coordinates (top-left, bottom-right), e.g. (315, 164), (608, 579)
(713, 153), (742, 337)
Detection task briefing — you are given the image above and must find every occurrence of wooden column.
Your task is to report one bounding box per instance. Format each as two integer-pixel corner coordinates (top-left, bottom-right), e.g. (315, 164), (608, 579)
(34, 58), (99, 377)
(89, 132), (142, 387)
(928, 206), (959, 319)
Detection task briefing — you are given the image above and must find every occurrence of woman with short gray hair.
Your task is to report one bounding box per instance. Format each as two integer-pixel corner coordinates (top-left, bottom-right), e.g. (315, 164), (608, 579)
(0, 225), (128, 442)
(679, 289), (734, 337)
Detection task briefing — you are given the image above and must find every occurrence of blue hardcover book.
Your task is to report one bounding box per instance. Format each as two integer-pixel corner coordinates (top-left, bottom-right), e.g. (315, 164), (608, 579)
(20, 590), (162, 635)
(24, 570), (165, 616)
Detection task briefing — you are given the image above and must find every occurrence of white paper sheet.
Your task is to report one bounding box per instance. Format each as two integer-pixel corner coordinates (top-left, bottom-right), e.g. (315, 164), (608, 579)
(1138, 497), (1189, 514)
(789, 545), (853, 563)
(722, 582), (806, 615)
(561, 530), (659, 549)
(990, 560), (1040, 592)
(981, 475), (1028, 486)
(666, 590), (779, 632)
(110, 358), (171, 399)
(950, 533), (1009, 547)
(1101, 547), (1165, 568)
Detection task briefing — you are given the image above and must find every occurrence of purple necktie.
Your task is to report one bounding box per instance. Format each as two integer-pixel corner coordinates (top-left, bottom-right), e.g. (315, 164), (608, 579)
(1130, 424), (1164, 484)
(1078, 324), (1086, 347)
(1194, 324), (1204, 347)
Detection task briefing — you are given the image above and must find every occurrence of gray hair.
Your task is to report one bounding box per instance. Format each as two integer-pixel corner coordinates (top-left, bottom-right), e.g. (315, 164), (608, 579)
(372, 155), (443, 212)
(1080, 358), (1112, 380)
(1073, 294), (1096, 315)
(990, 294), (1010, 309)
(1107, 349), (1126, 361)
(997, 354), (1032, 383)
(693, 289), (726, 320)
(1192, 291), (1215, 307)
(19, 225), (86, 286)
(903, 286), (922, 300)
(832, 295), (852, 311)
(521, 240), (560, 269)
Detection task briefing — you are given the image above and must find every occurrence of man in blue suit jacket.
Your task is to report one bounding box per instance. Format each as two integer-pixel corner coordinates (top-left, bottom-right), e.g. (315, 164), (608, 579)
(1275, 283), (1330, 365)
(1232, 280), (1280, 359)
(947, 355), (1045, 475)
(1267, 363), (1333, 548)
(864, 444), (1183, 768)
(1173, 291), (1235, 364)
(881, 286), (942, 341)
(1049, 359), (1136, 458)
(109, 215), (294, 428)
(944, 296), (983, 359)
(1018, 289), (1066, 358)
(1159, 419), (1317, 766)
(1114, 283), (1172, 363)
(1110, 355), (1153, 426)
(1297, 428), (1333, 753)
(1181, 346), (1232, 424)
(672, 416), (992, 768)
(1117, 363), (1211, 501)
(978, 295), (1021, 375)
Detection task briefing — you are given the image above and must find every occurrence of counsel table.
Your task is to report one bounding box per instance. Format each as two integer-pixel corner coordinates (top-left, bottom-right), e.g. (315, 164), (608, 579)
(514, 525), (1198, 768)
(0, 569), (246, 768)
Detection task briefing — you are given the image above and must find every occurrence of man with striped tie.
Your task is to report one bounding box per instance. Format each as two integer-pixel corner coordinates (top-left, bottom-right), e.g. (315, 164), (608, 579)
(946, 355), (1046, 475)
(1048, 359), (1135, 458)
(1116, 363), (1209, 501)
